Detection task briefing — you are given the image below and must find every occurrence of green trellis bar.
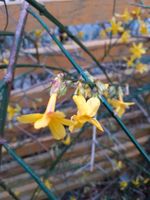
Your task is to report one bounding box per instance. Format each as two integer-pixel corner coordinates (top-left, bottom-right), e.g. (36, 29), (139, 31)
(28, 8), (150, 164)
(3, 143), (58, 200)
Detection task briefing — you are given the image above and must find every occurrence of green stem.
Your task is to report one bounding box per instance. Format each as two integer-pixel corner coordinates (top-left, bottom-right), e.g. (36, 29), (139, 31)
(25, 0), (111, 83)
(3, 143), (58, 200)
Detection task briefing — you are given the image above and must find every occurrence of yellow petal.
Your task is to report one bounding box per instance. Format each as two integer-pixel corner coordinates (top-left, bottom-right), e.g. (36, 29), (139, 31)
(108, 99), (118, 107)
(116, 106), (125, 117)
(52, 111), (73, 126)
(45, 93), (57, 113)
(44, 179), (52, 189)
(88, 118), (104, 132)
(49, 119), (66, 140)
(34, 114), (50, 129)
(59, 118), (74, 126)
(87, 97), (100, 117)
(125, 102), (135, 106)
(52, 111), (65, 118)
(73, 95), (88, 115)
(69, 116), (83, 132)
(17, 113), (43, 123)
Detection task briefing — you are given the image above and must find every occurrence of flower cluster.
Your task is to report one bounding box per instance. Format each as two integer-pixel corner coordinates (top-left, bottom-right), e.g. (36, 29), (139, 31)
(119, 176), (150, 191)
(100, 7), (149, 74)
(17, 72), (136, 143)
(18, 75), (104, 143)
(18, 93), (103, 143)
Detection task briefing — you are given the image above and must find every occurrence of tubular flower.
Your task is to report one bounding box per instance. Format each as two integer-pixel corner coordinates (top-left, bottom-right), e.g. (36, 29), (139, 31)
(18, 93), (73, 140)
(69, 95), (103, 132)
(129, 43), (146, 59)
(107, 17), (124, 35)
(108, 96), (134, 117)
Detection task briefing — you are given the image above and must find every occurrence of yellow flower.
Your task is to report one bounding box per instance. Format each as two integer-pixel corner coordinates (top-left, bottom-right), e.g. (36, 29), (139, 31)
(132, 177), (141, 187)
(18, 93), (73, 140)
(2, 58), (9, 64)
(34, 29), (43, 38)
(129, 43), (146, 59)
(44, 179), (52, 189)
(135, 63), (148, 74)
(7, 105), (21, 121)
(108, 17), (124, 35)
(120, 181), (128, 190)
(131, 8), (141, 18)
(126, 56), (135, 67)
(14, 191), (21, 197)
(143, 178), (150, 184)
(70, 95), (103, 132)
(108, 96), (134, 117)
(114, 160), (123, 171)
(70, 196), (77, 200)
(77, 31), (84, 39)
(139, 21), (148, 35)
(115, 9), (132, 22)
(100, 30), (107, 38)
(120, 31), (130, 43)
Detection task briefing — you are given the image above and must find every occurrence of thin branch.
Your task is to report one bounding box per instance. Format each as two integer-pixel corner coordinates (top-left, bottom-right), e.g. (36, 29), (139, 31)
(90, 119), (97, 171)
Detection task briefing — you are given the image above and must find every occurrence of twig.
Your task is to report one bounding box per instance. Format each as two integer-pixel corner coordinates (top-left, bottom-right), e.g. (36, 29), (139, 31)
(90, 119), (97, 171)
(14, 124), (49, 152)
(133, 98), (150, 123)
(112, 0), (117, 16)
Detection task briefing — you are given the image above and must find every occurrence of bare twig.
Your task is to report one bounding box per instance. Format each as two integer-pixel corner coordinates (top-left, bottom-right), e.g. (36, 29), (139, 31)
(14, 124), (49, 152)
(90, 121), (97, 171)
(133, 98), (150, 123)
